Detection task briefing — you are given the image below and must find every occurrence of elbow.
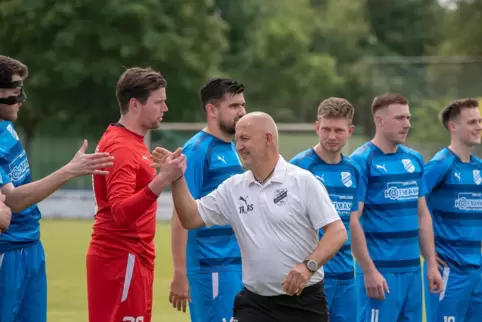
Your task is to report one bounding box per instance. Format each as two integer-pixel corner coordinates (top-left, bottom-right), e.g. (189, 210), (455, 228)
(339, 224), (348, 245)
(178, 215), (197, 230)
(111, 207), (130, 227)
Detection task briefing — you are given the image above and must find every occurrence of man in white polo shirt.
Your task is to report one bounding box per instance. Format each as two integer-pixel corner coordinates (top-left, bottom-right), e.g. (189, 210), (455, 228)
(158, 112), (347, 322)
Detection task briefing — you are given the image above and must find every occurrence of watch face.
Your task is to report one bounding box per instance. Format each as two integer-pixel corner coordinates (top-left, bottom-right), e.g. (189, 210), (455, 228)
(307, 260), (317, 271)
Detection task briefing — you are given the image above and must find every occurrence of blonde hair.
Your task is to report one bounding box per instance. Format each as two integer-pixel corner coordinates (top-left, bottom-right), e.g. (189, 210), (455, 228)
(317, 97), (355, 122)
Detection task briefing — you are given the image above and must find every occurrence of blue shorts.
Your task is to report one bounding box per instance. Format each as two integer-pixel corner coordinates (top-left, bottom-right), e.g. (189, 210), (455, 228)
(324, 278), (357, 322)
(0, 241), (46, 322)
(356, 270), (422, 322)
(424, 262), (482, 322)
(188, 270), (243, 322)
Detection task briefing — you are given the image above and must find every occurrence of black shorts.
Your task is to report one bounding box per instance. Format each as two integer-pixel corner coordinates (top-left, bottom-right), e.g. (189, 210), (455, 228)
(233, 281), (329, 322)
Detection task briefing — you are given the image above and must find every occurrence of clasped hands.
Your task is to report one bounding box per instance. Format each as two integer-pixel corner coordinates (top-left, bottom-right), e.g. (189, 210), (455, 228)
(150, 147), (187, 183)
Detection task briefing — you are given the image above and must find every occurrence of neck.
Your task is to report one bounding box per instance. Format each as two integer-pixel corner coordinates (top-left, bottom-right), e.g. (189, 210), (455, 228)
(204, 121), (233, 143)
(252, 153), (280, 183)
(448, 140), (472, 163)
(118, 116), (147, 136)
(372, 134), (398, 154)
(314, 144), (342, 164)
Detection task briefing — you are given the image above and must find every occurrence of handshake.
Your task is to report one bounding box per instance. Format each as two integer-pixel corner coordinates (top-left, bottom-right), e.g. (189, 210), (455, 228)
(150, 147), (187, 184)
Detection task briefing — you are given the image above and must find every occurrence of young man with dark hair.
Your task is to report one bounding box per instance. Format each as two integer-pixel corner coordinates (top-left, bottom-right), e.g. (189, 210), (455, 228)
(167, 77), (246, 322)
(349, 93), (443, 322)
(86, 67), (170, 322)
(423, 98), (482, 322)
(290, 97), (359, 321)
(0, 55), (113, 322)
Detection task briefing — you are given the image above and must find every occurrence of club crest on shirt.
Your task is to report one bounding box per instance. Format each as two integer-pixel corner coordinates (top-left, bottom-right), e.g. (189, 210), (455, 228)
(340, 172), (352, 187)
(473, 170), (481, 185)
(273, 188), (288, 206)
(402, 159), (415, 173)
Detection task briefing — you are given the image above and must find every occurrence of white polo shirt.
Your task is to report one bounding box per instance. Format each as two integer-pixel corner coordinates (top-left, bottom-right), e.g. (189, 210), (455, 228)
(196, 155), (341, 296)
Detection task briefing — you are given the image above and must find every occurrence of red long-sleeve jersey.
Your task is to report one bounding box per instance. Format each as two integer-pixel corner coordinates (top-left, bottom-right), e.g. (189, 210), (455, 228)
(89, 124), (158, 269)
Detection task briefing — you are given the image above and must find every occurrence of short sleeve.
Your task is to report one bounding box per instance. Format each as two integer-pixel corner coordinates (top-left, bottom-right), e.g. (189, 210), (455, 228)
(423, 159), (451, 194)
(350, 154), (368, 204)
(183, 144), (205, 199)
(303, 172), (341, 230)
(197, 179), (232, 227)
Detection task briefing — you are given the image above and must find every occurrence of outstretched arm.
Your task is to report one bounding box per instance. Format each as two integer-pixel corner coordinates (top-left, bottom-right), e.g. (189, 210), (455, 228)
(1, 140), (113, 213)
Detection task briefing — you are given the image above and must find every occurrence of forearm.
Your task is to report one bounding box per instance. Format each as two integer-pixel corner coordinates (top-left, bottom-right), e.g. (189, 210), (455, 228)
(171, 178), (203, 229)
(171, 210), (188, 274)
(4, 166), (74, 213)
(419, 211), (437, 265)
(307, 221), (347, 267)
(350, 216), (376, 273)
(111, 186), (159, 226)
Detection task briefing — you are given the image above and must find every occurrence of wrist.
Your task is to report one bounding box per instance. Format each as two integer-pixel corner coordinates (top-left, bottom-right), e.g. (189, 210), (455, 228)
(362, 261), (377, 274)
(149, 176), (170, 196)
(173, 268), (187, 277)
(58, 165), (76, 181)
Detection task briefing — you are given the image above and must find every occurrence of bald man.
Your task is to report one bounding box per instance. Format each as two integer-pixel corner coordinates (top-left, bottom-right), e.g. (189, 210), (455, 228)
(157, 112), (347, 322)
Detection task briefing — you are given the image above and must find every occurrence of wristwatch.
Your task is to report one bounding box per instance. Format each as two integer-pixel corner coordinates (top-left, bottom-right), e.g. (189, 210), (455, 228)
(303, 259), (318, 274)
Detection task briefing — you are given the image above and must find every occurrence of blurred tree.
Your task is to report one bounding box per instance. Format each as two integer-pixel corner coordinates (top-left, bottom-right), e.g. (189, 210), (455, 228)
(215, 0), (343, 122)
(0, 0), (228, 151)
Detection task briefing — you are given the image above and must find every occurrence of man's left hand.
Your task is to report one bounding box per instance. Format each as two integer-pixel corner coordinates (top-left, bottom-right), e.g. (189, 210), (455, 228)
(151, 147), (172, 168)
(282, 263), (312, 296)
(427, 262), (444, 294)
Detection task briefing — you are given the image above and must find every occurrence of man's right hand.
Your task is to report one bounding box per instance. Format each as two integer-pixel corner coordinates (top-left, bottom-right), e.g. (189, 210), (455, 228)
(64, 140), (114, 177)
(364, 268), (390, 300)
(169, 272), (191, 312)
(157, 148), (186, 183)
(0, 193), (12, 232)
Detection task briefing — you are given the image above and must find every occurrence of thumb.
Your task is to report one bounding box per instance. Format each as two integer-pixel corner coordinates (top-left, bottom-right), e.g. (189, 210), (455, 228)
(77, 139), (88, 154)
(383, 278), (390, 294)
(0, 194), (5, 202)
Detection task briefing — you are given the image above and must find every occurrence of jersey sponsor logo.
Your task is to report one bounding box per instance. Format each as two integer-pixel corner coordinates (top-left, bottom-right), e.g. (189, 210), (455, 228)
(123, 317), (144, 322)
(455, 192), (482, 211)
(384, 181), (419, 201)
(8, 150), (29, 182)
(473, 170), (481, 185)
(402, 159), (415, 173)
(330, 194), (353, 213)
(341, 171), (353, 187)
(239, 196), (254, 214)
(273, 188), (288, 206)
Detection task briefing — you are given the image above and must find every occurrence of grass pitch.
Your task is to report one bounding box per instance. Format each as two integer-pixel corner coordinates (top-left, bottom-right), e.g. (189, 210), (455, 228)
(43, 219), (190, 322)
(43, 219), (426, 322)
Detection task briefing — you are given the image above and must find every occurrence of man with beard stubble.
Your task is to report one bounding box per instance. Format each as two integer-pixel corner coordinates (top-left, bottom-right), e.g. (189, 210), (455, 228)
(167, 78), (246, 322)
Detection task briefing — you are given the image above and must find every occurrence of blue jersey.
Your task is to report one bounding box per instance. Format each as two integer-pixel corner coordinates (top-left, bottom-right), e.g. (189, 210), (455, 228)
(183, 131), (244, 274)
(350, 142), (427, 273)
(424, 148), (482, 273)
(0, 121), (41, 252)
(290, 148), (359, 281)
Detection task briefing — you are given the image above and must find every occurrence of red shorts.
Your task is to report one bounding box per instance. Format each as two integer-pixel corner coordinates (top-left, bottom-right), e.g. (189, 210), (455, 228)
(86, 252), (153, 322)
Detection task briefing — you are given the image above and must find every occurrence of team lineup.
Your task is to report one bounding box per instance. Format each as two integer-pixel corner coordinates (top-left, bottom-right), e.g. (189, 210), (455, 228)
(0, 55), (480, 322)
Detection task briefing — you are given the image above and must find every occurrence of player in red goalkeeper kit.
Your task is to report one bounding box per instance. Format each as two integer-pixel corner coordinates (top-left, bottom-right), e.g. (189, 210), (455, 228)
(87, 67), (179, 322)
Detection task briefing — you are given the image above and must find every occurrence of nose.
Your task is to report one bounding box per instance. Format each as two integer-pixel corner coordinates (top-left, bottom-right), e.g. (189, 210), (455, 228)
(327, 131), (336, 140)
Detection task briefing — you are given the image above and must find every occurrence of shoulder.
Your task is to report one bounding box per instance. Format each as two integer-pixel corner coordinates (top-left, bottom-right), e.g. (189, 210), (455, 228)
(183, 131), (213, 154)
(286, 162), (317, 185)
(426, 148), (454, 168)
(349, 142), (373, 161)
(343, 156), (361, 174)
(399, 145), (424, 163)
(289, 148), (315, 168)
(472, 155), (482, 167)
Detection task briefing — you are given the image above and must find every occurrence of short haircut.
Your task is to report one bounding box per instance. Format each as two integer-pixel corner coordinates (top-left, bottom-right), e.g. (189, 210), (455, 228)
(116, 67), (167, 115)
(439, 98), (479, 129)
(200, 78), (244, 112)
(0, 55), (29, 86)
(317, 97), (355, 122)
(371, 93), (408, 115)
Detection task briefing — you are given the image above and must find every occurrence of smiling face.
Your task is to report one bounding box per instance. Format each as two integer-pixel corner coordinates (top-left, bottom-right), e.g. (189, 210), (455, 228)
(450, 107), (482, 146)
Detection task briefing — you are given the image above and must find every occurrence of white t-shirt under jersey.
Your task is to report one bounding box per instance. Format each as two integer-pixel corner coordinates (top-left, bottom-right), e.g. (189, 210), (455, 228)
(196, 155), (341, 296)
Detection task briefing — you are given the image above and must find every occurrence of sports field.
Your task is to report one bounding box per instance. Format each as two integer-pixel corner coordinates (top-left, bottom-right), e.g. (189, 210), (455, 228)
(43, 220), (189, 322)
(43, 219), (427, 322)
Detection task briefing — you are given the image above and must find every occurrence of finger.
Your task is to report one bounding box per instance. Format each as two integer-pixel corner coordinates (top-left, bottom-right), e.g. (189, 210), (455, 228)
(87, 153), (114, 160)
(169, 292), (174, 304)
(0, 194), (5, 202)
(182, 297), (187, 312)
(77, 139), (88, 154)
(376, 285), (385, 300)
(383, 278), (390, 294)
(93, 170), (110, 176)
(150, 162), (162, 169)
(287, 274), (301, 295)
(172, 147), (183, 158)
(152, 146), (172, 155)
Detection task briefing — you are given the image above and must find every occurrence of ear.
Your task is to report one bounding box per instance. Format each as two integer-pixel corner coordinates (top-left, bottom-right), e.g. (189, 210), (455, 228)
(348, 124), (355, 137)
(265, 132), (273, 146)
(447, 120), (457, 132)
(314, 120), (320, 136)
(205, 103), (218, 118)
(128, 97), (139, 113)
